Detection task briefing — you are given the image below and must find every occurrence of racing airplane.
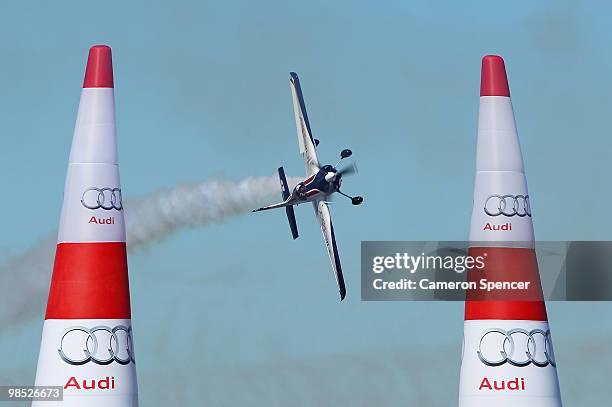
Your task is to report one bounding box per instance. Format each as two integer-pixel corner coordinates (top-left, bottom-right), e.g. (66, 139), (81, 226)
(253, 72), (363, 301)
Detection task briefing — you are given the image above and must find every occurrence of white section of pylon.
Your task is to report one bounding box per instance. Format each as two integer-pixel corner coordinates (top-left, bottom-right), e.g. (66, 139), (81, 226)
(470, 96), (534, 246)
(58, 87), (124, 243)
(32, 319), (138, 407)
(69, 88), (117, 164)
(459, 320), (562, 407)
(57, 163), (125, 243)
(476, 97), (524, 173)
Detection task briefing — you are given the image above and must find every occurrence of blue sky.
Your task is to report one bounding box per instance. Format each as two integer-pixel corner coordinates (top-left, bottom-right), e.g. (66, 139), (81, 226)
(1, 1), (611, 405)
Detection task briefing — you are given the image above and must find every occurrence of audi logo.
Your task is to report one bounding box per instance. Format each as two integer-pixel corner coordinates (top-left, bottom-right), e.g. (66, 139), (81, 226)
(484, 194), (531, 217)
(81, 187), (123, 211)
(58, 325), (135, 366)
(477, 328), (556, 368)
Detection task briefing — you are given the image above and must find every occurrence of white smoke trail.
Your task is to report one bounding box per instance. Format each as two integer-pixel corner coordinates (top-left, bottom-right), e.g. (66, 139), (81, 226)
(0, 176), (300, 327)
(125, 176), (300, 248)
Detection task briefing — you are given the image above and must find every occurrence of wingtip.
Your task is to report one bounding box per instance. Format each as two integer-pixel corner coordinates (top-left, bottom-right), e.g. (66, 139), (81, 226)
(338, 278), (347, 301)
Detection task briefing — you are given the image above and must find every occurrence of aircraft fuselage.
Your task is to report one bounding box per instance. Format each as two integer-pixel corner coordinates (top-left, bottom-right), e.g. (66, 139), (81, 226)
(292, 164), (340, 203)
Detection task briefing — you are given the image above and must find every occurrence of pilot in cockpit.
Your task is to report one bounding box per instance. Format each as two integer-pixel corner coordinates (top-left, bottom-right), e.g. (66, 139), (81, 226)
(294, 182), (306, 199)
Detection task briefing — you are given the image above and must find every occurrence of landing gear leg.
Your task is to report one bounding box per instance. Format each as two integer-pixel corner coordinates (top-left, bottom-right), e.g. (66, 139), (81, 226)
(337, 190), (363, 205)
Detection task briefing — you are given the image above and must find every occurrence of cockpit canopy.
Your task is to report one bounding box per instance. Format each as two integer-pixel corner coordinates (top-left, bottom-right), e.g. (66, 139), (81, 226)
(294, 182), (306, 197)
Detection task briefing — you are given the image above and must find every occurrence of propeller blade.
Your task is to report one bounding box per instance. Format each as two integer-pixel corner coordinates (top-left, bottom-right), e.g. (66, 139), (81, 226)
(338, 163), (358, 177)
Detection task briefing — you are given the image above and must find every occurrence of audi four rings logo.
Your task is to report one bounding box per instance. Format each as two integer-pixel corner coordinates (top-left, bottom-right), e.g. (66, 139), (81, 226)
(58, 325), (135, 366)
(484, 194), (531, 217)
(477, 328), (556, 368)
(81, 187), (123, 211)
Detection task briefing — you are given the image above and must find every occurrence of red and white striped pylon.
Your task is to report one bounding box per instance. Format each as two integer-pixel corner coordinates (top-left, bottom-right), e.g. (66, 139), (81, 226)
(33, 45), (138, 406)
(458, 56), (562, 406)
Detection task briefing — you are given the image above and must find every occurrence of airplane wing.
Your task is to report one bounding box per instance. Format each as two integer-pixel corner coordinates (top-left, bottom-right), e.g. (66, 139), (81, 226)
(252, 197), (297, 212)
(290, 72), (320, 176)
(314, 200), (347, 300)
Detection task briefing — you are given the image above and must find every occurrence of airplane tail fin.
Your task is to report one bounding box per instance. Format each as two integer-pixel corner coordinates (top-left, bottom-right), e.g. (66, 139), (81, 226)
(278, 167), (299, 239)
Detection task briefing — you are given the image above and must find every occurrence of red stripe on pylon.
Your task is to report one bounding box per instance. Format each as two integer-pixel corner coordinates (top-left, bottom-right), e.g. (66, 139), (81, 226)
(45, 242), (131, 319)
(464, 247), (548, 321)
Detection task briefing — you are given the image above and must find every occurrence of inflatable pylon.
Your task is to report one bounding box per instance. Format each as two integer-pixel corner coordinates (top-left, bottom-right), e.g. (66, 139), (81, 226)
(33, 45), (138, 406)
(458, 56), (562, 406)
